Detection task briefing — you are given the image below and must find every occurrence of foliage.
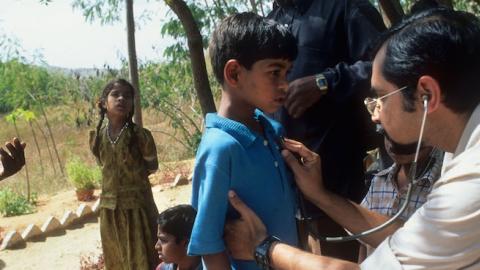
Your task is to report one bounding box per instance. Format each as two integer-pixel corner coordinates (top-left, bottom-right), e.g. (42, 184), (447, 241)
(66, 157), (101, 190)
(0, 188), (36, 217)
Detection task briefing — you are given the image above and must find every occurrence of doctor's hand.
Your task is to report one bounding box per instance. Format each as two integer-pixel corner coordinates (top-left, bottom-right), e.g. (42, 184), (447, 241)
(284, 75), (323, 118)
(0, 138), (26, 181)
(281, 138), (326, 205)
(224, 191), (267, 260)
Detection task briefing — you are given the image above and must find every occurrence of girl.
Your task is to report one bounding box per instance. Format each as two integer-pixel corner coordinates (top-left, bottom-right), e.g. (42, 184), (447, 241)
(90, 79), (159, 270)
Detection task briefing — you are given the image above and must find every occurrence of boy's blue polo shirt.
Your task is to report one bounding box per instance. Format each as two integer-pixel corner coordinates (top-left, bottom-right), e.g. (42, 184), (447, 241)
(188, 110), (298, 270)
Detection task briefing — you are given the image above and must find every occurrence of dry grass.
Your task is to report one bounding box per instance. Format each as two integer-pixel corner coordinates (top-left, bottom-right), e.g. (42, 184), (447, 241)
(0, 104), (198, 197)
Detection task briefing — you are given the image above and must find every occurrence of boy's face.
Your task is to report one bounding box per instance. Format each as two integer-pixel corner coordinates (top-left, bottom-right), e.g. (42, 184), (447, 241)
(236, 58), (292, 114)
(155, 226), (187, 264)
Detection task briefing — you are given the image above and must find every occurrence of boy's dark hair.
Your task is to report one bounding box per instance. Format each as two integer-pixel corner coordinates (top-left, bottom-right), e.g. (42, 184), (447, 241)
(409, 0), (442, 15)
(209, 12), (297, 85)
(91, 78), (138, 159)
(374, 8), (480, 113)
(157, 204), (196, 244)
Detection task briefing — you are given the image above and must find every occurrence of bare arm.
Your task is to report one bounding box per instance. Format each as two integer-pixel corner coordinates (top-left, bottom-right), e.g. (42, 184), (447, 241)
(270, 242), (359, 270)
(282, 139), (403, 247)
(224, 190), (359, 270)
(203, 252), (232, 270)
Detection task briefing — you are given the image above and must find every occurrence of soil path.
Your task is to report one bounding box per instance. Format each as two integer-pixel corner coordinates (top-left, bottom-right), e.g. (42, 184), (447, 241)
(0, 184), (192, 269)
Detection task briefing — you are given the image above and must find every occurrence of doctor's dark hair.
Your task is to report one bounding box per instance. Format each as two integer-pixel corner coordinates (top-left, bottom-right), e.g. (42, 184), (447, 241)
(374, 8), (480, 113)
(209, 12), (297, 85)
(157, 204), (197, 244)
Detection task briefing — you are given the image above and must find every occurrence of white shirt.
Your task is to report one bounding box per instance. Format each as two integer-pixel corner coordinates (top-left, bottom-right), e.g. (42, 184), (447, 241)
(361, 104), (480, 270)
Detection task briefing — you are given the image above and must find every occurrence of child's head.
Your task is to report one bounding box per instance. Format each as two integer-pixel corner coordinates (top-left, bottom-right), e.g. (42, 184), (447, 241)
(209, 12), (297, 114)
(98, 78), (135, 122)
(155, 205), (197, 264)
(91, 78), (135, 158)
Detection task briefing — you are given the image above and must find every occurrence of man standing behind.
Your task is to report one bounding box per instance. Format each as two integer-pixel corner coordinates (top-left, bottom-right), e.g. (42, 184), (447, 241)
(268, 0), (385, 260)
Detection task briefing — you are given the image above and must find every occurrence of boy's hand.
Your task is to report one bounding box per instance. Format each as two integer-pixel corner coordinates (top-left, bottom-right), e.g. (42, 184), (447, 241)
(225, 191), (267, 260)
(0, 138), (26, 181)
(281, 138), (326, 205)
(284, 75), (323, 118)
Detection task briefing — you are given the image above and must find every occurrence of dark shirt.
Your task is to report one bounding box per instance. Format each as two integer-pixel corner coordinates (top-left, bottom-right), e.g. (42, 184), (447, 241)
(269, 0), (386, 216)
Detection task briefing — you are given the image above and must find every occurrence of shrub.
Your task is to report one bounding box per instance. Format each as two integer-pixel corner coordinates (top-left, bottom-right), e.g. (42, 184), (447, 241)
(66, 157), (101, 190)
(0, 188), (36, 217)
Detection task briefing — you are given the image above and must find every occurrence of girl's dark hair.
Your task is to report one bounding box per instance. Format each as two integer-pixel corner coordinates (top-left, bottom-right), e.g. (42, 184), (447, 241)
(373, 8), (480, 113)
(91, 78), (137, 159)
(157, 204), (197, 244)
(209, 12), (297, 85)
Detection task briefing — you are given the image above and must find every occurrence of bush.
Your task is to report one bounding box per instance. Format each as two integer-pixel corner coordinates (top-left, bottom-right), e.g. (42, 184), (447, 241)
(66, 157), (101, 190)
(0, 188), (36, 217)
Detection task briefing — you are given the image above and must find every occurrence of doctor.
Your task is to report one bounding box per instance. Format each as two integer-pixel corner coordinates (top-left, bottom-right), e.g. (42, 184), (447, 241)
(224, 8), (480, 269)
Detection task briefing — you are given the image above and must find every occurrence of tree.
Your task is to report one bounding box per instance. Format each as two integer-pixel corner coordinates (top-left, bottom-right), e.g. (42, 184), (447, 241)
(126, 0), (143, 126)
(165, 0), (216, 116)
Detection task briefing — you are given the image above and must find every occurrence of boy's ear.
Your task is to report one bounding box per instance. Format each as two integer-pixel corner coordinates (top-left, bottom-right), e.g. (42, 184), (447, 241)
(224, 59), (242, 87)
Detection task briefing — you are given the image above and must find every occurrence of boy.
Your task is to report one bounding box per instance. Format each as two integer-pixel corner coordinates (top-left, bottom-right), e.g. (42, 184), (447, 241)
(155, 204), (201, 270)
(188, 12), (298, 269)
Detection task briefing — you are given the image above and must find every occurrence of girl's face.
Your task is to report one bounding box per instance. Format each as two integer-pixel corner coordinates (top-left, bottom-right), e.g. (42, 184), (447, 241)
(104, 83), (133, 120)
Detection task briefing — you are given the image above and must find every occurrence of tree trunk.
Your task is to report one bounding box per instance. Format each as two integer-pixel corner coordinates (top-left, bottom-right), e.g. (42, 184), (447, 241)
(126, 0), (143, 126)
(12, 121), (30, 201)
(249, 0), (258, 13)
(165, 0), (217, 117)
(34, 120), (57, 175)
(379, 0), (404, 26)
(437, 0), (453, 7)
(40, 105), (65, 177)
(28, 121), (44, 177)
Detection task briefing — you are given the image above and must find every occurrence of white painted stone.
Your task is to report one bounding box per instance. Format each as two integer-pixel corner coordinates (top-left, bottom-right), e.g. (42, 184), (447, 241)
(60, 210), (78, 226)
(172, 174), (188, 187)
(21, 224), (42, 240)
(76, 203), (93, 217)
(0, 230), (25, 250)
(41, 216), (61, 233)
(91, 199), (100, 213)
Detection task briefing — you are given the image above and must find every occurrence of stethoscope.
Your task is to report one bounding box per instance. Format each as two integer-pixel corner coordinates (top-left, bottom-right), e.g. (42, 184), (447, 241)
(322, 94), (431, 242)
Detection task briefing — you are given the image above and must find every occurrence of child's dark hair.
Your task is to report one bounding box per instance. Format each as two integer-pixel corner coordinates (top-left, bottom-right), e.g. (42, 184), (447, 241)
(157, 204), (197, 244)
(91, 78), (136, 159)
(209, 12), (297, 85)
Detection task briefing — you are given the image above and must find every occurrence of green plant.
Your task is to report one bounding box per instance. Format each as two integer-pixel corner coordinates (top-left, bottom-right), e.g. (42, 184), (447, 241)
(0, 188), (36, 217)
(66, 157), (101, 190)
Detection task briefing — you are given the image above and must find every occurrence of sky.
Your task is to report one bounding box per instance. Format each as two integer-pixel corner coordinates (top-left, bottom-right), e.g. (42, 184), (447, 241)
(0, 0), (174, 69)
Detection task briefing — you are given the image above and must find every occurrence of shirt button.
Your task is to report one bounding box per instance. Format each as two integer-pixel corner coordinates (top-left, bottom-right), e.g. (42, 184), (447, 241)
(274, 161), (279, 167)
(264, 140), (268, 146)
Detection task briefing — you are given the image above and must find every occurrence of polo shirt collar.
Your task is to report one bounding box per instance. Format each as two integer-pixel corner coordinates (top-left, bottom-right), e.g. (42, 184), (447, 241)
(205, 109), (273, 147)
(454, 103), (480, 158)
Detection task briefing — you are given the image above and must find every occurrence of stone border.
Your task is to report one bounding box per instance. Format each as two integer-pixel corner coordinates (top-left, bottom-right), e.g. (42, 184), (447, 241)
(1, 199), (100, 250)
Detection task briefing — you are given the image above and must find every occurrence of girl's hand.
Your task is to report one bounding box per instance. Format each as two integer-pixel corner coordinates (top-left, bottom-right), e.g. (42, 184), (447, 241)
(281, 138), (326, 205)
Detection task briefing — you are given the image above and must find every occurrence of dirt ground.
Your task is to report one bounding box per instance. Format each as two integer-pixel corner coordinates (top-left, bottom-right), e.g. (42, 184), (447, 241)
(0, 183), (192, 269)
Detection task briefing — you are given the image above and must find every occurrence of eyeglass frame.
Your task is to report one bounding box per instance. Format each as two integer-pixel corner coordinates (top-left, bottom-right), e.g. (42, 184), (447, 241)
(364, 85), (408, 115)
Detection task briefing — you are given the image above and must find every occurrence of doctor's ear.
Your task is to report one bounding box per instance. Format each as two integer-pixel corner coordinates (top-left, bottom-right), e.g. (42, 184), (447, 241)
(417, 75), (441, 112)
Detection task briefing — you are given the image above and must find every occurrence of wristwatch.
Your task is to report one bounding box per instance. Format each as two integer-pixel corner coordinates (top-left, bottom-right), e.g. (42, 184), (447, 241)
(315, 73), (328, 95)
(254, 235), (280, 270)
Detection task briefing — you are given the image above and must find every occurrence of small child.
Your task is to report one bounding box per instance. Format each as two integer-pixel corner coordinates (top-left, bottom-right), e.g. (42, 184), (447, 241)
(89, 78), (159, 269)
(188, 12), (298, 269)
(155, 205), (201, 270)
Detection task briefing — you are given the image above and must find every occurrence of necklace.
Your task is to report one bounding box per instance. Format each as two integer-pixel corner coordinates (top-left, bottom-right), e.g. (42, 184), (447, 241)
(107, 122), (128, 145)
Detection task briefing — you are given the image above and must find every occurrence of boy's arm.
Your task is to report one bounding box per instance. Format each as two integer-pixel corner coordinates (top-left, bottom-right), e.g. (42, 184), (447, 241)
(203, 252), (232, 270)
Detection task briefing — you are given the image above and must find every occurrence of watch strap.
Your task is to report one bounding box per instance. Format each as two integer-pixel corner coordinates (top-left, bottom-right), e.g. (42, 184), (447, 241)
(254, 235), (280, 270)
